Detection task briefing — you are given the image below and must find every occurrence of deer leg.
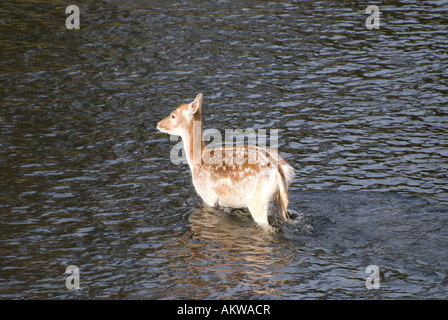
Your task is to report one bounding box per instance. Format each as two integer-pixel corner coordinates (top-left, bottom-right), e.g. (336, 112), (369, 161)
(247, 196), (269, 227)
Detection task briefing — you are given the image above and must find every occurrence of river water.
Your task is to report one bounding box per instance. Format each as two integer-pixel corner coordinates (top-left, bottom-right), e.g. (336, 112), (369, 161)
(1, 0), (447, 299)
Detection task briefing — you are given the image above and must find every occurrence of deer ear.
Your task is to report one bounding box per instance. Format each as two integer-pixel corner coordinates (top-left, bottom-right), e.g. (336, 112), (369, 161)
(187, 93), (203, 115)
(194, 93), (203, 104)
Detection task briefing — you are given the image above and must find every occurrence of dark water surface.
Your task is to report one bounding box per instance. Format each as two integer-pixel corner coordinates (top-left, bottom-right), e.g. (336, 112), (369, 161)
(1, 0), (448, 299)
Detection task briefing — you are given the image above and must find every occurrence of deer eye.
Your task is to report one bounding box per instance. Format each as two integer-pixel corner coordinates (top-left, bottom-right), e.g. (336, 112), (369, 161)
(170, 113), (176, 119)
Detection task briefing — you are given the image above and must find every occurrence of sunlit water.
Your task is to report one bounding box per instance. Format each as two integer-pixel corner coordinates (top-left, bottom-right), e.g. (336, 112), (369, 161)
(1, 0), (447, 299)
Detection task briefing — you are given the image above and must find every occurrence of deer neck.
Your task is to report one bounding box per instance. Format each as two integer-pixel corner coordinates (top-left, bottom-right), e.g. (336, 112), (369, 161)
(182, 119), (206, 174)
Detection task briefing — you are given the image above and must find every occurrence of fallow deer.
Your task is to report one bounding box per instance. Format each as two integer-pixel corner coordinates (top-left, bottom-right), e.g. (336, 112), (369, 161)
(157, 93), (294, 227)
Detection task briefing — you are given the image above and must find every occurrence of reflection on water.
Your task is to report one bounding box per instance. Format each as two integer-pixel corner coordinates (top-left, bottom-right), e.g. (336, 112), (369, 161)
(1, 0), (448, 299)
(142, 192), (448, 300)
(160, 206), (287, 299)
